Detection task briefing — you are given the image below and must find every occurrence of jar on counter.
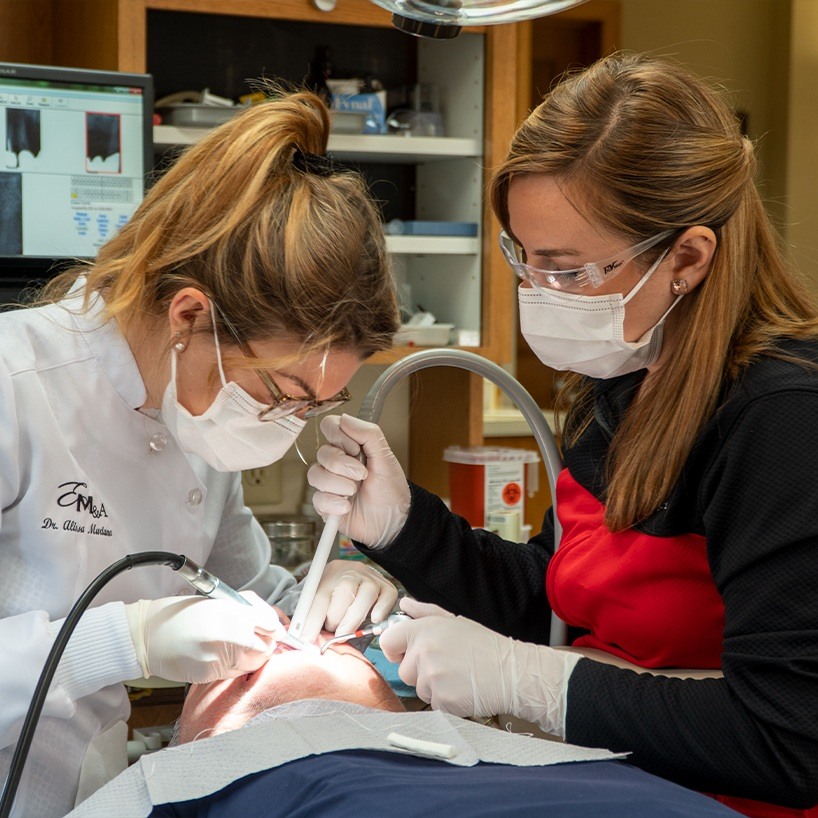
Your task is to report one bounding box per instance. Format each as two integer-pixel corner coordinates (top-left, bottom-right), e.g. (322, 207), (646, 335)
(259, 516), (317, 572)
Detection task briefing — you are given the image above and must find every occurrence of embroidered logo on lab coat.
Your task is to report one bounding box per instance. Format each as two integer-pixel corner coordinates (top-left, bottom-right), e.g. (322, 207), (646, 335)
(57, 481), (108, 518)
(41, 481), (113, 536)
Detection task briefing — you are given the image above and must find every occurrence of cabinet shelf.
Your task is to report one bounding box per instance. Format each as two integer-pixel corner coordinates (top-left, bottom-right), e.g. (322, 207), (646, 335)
(386, 235), (480, 255)
(154, 125), (482, 163)
(329, 134), (482, 163)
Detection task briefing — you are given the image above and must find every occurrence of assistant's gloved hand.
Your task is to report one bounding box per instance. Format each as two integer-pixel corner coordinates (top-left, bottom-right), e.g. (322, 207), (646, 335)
(300, 559), (398, 642)
(379, 597), (580, 737)
(125, 591), (283, 683)
(308, 414), (410, 549)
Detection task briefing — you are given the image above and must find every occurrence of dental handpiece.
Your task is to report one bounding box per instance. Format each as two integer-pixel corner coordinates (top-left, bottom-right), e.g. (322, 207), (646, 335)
(174, 556), (250, 607)
(174, 556), (309, 651)
(319, 612), (412, 655)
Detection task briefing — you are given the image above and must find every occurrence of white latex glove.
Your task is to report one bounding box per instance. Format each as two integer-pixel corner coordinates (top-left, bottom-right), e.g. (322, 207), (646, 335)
(379, 597), (581, 737)
(125, 591), (284, 683)
(300, 559), (398, 642)
(308, 414), (410, 548)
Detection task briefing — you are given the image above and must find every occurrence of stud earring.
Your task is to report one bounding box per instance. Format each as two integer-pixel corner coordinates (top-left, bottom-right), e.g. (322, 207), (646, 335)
(172, 332), (187, 352)
(671, 279), (689, 295)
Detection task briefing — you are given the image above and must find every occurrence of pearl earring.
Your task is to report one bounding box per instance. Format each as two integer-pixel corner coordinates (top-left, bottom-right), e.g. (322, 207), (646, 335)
(671, 279), (689, 295)
(172, 332), (187, 352)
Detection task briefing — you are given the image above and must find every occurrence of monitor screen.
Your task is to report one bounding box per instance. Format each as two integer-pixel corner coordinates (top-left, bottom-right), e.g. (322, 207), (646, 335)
(0, 61), (153, 275)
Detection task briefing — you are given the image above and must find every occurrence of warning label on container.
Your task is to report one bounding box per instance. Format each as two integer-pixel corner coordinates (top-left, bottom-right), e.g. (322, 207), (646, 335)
(485, 461), (525, 516)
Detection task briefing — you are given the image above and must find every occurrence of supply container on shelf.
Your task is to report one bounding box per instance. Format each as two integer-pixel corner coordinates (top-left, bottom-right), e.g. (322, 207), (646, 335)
(443, 446), (540, 539)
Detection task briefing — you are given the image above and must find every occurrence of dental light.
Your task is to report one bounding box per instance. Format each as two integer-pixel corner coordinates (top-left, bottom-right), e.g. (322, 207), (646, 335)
(371, 0), (590, 39)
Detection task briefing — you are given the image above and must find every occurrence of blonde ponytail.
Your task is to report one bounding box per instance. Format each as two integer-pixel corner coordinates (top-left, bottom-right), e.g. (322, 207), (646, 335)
(41, 87), (398, 360)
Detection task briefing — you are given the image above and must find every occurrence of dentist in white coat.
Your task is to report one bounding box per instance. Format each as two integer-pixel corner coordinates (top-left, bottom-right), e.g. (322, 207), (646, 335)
(0, 89), (399, 817)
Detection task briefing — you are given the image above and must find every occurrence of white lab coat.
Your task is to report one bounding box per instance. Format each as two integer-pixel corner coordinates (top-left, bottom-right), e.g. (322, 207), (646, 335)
(0, 283), (300, 817)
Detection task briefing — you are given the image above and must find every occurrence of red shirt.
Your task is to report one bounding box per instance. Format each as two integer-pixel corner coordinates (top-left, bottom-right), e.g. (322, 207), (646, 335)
(548, 469), (816, 818)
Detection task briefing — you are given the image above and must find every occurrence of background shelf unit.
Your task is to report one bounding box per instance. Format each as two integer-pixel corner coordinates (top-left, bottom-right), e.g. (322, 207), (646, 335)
(4, 0), (524, 497)
(152, 24), (487, 356)
(155, 126), (482, 163)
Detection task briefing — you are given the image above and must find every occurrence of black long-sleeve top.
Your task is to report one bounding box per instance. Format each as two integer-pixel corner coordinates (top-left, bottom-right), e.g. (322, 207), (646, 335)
(358, 340), (818, 812)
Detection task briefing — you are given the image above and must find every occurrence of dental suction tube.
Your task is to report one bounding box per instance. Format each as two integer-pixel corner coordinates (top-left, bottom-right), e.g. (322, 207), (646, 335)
(358, 348), (567, 647)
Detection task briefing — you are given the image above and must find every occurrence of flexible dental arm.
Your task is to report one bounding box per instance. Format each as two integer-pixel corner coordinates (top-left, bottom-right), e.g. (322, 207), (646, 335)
(0, 552), (186, 818)
(0, 553), (274, 818)
(358, 348), (566, 646)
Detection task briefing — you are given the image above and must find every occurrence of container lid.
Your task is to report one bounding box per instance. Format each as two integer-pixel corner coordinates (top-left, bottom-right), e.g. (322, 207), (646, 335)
(443, 446), (540, 464)
(258, 516), (316, 539)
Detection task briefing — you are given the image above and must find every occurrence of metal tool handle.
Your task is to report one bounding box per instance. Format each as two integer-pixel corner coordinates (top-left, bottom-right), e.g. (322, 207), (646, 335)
(174, 556), (251, 607)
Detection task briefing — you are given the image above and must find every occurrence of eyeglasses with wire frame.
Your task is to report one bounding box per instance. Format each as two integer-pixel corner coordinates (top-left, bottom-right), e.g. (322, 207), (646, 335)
(498, 229), (675, 293)
(214, 306), (351, 422)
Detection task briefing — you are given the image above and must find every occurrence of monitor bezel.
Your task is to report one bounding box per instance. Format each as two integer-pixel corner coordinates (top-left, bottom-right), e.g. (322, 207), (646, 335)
(0, 61), (154, 275)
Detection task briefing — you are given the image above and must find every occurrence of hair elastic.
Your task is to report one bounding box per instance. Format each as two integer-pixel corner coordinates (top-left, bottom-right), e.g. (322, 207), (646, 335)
(292, 146), (341, 177)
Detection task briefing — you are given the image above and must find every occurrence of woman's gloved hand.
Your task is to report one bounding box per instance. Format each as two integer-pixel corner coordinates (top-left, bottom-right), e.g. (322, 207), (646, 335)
(379, 598), (581, 737)
(307, 414), (410, 549)
(125, 591), (284, 683)
(300, 559), (398, 642)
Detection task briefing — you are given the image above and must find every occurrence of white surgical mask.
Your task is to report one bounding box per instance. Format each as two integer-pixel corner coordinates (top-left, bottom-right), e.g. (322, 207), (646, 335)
(161, 323), (306, 472)
(518, 251), (681, 379)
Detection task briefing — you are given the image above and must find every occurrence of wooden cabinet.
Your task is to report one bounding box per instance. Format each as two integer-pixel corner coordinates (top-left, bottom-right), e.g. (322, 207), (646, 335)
(149, 25), (488, 361)
(9, 0), (520, 369)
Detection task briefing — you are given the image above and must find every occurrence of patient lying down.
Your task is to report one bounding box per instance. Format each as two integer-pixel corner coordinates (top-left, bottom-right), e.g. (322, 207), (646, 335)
(68, 611), (739, 817)
(176, 610), (405, 744)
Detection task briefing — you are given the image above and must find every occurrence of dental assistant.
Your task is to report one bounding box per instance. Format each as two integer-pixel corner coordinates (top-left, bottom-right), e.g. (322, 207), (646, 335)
(309, 53), (818, 817)
(0, 89), (399, 817)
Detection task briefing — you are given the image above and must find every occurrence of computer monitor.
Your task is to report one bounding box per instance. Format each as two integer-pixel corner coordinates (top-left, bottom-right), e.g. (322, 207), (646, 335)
(0, 61), (153, 280)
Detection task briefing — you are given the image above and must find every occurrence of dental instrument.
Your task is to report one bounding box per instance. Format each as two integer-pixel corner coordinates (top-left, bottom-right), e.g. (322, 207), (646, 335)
(289, 349), (563, 647)
(174, 555), (251, 607)
(2, 552), (186, 818)
(1, 550), (309, 818)
(287, 455), (366, 646)
(174, 556), (307, 651)
(319, 613), (412, 654)
(286, 514), (342, 647)
(358, 348), (566, 646)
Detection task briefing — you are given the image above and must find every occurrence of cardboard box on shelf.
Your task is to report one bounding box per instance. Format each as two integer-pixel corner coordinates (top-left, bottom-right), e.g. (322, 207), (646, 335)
(331, 90), (387, 134)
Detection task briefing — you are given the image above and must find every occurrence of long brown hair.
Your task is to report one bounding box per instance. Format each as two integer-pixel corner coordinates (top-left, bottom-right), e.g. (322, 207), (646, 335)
(490, 52), (818, 530)
(41, 88), (399, 362)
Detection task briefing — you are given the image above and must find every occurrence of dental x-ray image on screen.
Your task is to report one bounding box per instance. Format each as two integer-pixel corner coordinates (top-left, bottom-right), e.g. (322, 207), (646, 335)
(5, 108), (41, 169)
(86, 112), (121, 172)
(0, 173), (23, 254)
(0, 61), (152, 274)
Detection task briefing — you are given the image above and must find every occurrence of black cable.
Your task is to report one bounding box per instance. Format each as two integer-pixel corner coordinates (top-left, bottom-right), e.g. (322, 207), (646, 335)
(0, 551), (185, 818)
